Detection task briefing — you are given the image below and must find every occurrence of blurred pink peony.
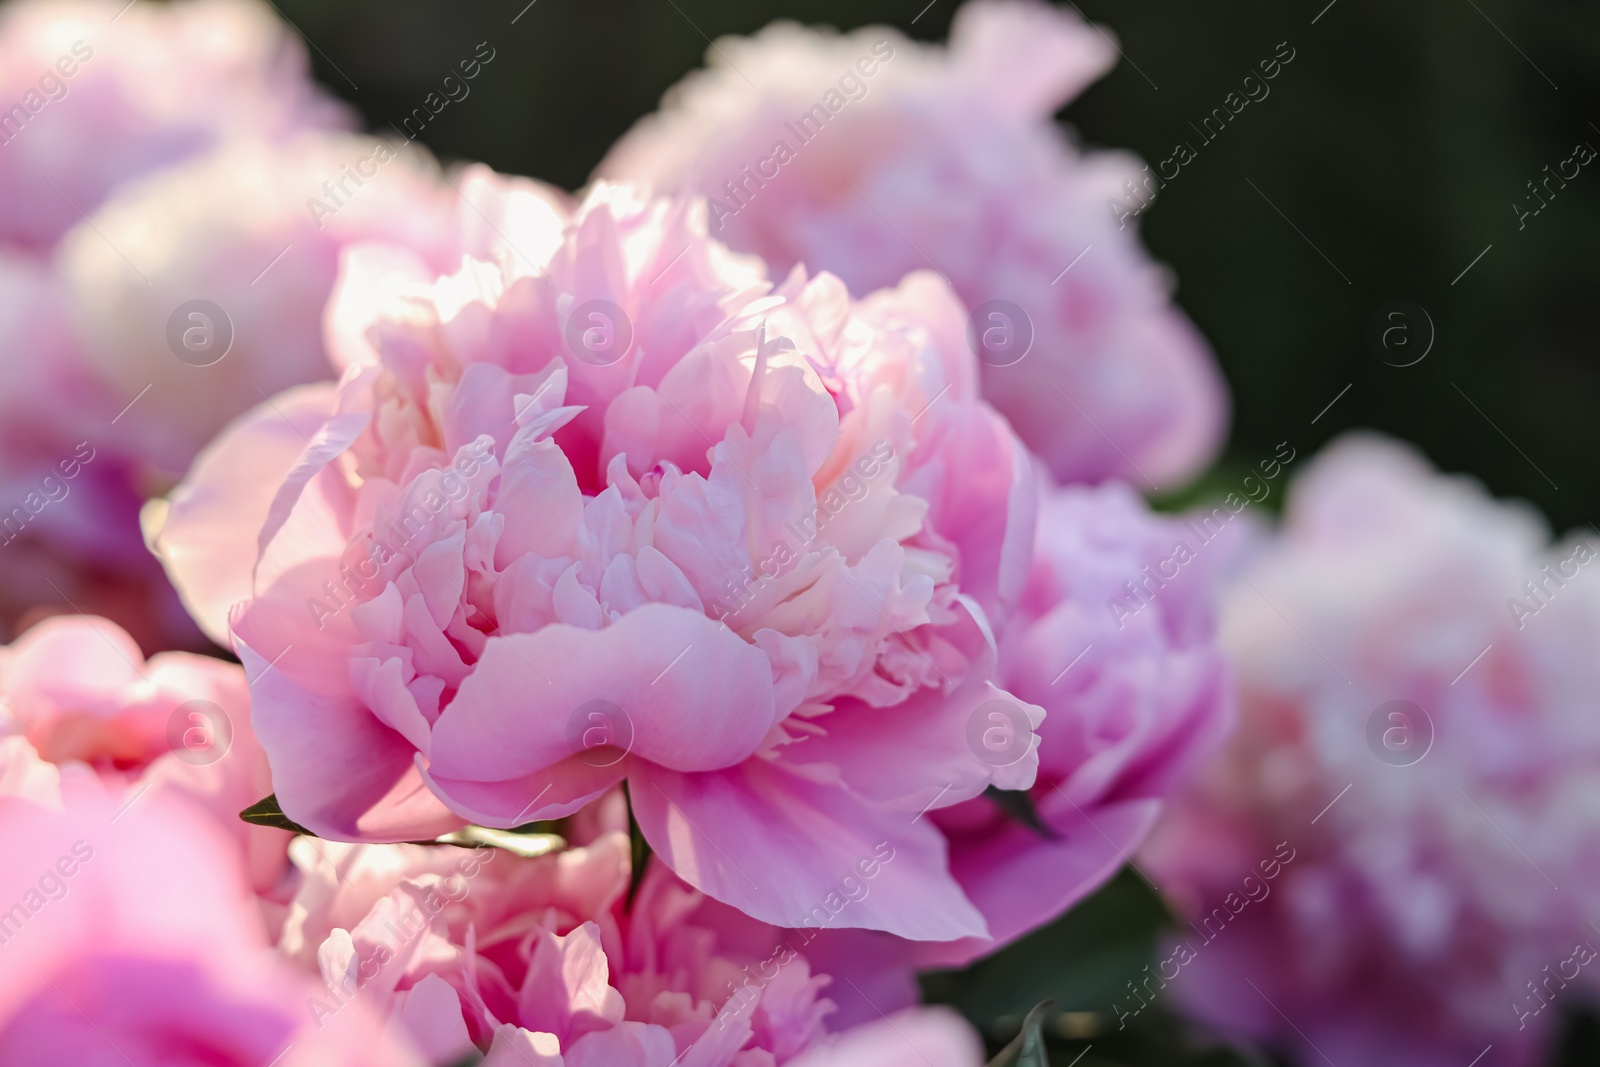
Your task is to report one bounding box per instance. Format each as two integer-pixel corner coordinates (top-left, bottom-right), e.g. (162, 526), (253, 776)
(61, 133), (463, 476)
(600, 0), (1227, 488)
(0, 614), (292, 926)
(273, 797), (947, 1066)
(155, 172), (1042, 942)
(0, 250), (193, 648)
(1142, 435), (1600, 1067)
(0, 0), (350, 253)
(0, 1), (442, 648)
(0, 791), (423, 1066)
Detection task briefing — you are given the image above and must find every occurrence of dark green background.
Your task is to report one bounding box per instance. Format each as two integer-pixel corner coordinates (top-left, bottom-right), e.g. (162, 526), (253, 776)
(273, 1), (1600, 1062)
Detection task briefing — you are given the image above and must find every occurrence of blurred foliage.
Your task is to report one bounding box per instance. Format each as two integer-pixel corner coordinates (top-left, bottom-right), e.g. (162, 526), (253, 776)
(269, 2), (1600, 1062)
(924, 869), (1269, 1066)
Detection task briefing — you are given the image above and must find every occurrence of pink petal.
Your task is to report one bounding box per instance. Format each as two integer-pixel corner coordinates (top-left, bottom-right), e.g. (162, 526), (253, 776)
(421, 754), (625, 827)
(920, 796), (1161, 968)
(157, 383), (338, 644)
(563, 1022), (679, 1067)
(790, 1008), (984, 1067)
(632, 760), (987, 941)
(786, 602), (1044, 810)
(394, 973), (476, 1065)
(238, 637), (460, 842)
(427, 603), (777, 783)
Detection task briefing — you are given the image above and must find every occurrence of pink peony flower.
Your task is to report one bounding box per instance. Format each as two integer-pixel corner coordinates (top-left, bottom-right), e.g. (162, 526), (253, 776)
(61, 133), (463, 476)
(0, 2), (437, 647)
(0, 791), (424, 1066)
(803, 479), (1236, 1027)
(0, 614), (292, 926)
(0, 250), (195, 648)
(923, 479), (1235, 965)
(156, 172), (1042, 942)
(275, 789), (980, 1066)
(0, 0), (350, 254)
(599, 0), (1227, 488)
(1142, 435), (1600, 1067)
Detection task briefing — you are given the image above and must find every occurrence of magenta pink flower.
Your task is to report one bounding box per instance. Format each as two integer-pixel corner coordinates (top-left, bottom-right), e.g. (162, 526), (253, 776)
(0, 0), (350, 253)
(1143, 435), (1600, 1067)
(157, 174), (1042, 942)
(600, 0), (1227, 488)
(0, 792), (424, 1066)
(0, 614), (293, 922)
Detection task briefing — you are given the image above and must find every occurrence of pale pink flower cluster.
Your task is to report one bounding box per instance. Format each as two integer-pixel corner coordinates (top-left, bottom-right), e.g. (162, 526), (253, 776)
(0, 0), (350, 251)
(159, 171), (1045, 942)
(0, 793), (425, 1067)
(271, 795), (979, 1066)
(601, 0), (1228, 488)
(0, 615), (292, 925)
(0, 0), (459, 649)
(1144, 435), (1600, 1067)
(0, 0), (1250, 1063)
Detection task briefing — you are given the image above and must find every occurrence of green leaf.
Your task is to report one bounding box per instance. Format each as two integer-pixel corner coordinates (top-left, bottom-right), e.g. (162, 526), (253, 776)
(985, 786), (1060, 841)
(985, 999), (1053, 1067)
(238, 794), (312, 836)
(623, 780), (653, 910)
(922, 868), (1169, 1026)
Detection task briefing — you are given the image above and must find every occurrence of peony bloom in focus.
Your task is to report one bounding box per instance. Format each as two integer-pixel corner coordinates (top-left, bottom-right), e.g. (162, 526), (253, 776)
(0, 0), (349, 253)
(0, 615), (292, 926)
(806, 479), (1235, 1026)
(923, 479), (1235, 965)
(1143, 435), (1600, 1067)
(0, 792), (423, 1067)
(156, 173), (1042, 942)
(600, 0), (1227, 488)
(272, 790), (978, 1066)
